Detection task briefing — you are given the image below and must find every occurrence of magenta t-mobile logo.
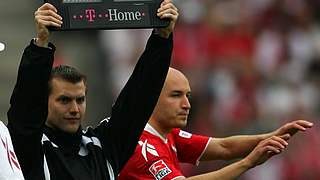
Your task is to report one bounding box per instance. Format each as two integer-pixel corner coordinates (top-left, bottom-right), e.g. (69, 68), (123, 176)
(85, 9), (96, 22)
(73, 8), (145, 22)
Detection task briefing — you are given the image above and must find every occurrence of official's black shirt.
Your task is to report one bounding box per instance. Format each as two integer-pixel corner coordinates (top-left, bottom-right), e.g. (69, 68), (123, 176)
(7, 32), (173, 180)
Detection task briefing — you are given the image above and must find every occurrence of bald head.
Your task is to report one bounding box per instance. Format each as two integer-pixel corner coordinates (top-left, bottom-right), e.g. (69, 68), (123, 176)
(149, 67), (191, 135)
(163, 67), (189, 91)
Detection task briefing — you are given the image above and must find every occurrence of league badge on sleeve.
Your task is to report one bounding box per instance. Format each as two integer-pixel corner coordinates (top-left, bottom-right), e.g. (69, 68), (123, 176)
(149, 160), (172, 180)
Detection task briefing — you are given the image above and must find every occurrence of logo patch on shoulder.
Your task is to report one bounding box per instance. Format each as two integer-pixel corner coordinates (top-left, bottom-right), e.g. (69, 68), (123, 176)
(179, 130), (192, 138)
(149, 160), (172, 180)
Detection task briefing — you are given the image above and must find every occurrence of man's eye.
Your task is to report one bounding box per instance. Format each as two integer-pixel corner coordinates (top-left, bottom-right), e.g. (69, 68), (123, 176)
(59, 97), (70, 104)
(77, 97), (85, 104)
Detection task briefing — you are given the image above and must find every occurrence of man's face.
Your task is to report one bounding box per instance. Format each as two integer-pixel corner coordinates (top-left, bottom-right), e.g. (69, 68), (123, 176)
(47, 78), (86, 133)
(152, 70), (191, 129)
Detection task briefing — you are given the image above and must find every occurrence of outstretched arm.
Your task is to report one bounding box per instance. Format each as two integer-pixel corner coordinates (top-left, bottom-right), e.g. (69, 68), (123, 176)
(176, 135), (289, 180)
(201, 119), (313, 161)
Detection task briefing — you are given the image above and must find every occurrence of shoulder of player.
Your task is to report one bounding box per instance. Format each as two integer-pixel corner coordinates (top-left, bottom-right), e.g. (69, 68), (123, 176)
(171, 128), (194, 139)
(0, 121), (10, 138)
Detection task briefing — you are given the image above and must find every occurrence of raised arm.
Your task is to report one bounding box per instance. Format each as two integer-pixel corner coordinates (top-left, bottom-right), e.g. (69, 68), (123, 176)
(94, 0), (178, 172)
(7, 3), (62, 178)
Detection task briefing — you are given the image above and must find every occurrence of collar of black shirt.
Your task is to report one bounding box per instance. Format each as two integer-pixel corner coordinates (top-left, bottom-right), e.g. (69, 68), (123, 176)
(44, 126), (82, 155)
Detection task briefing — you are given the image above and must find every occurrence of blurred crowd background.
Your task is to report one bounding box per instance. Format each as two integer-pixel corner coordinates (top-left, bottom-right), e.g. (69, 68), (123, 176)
(1, 0), (320, 179)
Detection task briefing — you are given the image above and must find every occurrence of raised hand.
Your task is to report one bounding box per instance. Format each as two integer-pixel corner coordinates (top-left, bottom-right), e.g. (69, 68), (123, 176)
(34, 3), (63, 47)
(156, 0), (179, 38)
(244, 135), (290, 168)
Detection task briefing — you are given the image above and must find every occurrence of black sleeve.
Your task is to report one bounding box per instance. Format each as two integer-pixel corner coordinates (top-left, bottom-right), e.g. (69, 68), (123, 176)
(94, 32), (173, 173)
(7, 40), (55, 179)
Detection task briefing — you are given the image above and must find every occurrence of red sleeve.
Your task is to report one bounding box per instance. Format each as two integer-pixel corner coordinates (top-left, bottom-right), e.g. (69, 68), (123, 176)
(172, 128), (210, 165)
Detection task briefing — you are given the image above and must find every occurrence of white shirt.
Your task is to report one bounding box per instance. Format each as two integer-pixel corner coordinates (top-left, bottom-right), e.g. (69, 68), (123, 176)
(0, 121), (24, 180)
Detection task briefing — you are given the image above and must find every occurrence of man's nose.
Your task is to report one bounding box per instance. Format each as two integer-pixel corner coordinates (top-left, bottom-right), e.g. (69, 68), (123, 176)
(69, 101), (80, 113)
(182, 96), (191, 109)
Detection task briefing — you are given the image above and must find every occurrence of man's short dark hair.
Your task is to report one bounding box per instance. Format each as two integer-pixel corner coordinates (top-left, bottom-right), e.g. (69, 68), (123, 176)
(48, 65), (87, 94)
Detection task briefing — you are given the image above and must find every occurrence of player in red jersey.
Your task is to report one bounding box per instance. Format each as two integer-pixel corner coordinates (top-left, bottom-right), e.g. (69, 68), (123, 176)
(119, 67), (313, 180)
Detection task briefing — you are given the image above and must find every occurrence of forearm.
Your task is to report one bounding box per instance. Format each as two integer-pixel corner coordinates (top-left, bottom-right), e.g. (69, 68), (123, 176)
(185, 159), (252, 180)
(203, 133), (272, 161)
(220, 134), (271, 159)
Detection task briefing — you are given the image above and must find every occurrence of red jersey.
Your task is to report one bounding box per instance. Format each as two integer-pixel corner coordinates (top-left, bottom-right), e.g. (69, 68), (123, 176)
(119, 124), (211, 180)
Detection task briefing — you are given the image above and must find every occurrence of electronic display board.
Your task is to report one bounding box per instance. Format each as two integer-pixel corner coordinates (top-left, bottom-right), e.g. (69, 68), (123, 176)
(45, 0), (169, 30)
